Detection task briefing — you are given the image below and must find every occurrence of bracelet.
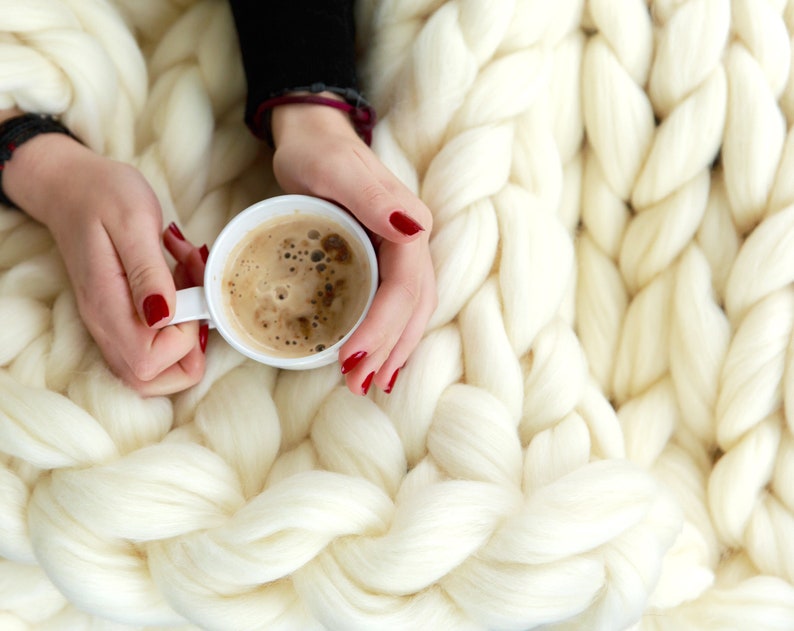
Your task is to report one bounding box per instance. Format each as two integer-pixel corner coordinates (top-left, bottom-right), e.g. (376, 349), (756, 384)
(0, 113), (79, 209)
(252, 83), (377, 148)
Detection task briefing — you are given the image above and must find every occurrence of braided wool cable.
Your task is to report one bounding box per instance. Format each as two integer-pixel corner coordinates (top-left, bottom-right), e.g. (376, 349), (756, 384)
(705, 0), (794, 613)
(578, 2), (718, 623)
(361, 7), (679, 631)
(579, 0), (794, 629)
(1, 0), (794, 629)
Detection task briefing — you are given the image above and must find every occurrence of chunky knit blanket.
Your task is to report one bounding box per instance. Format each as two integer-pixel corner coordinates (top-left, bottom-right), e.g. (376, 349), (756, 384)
(3, 0), (794, 629)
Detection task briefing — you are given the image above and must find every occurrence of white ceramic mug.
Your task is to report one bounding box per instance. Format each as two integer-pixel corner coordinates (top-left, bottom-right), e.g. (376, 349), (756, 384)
(171, 195), (378, 369)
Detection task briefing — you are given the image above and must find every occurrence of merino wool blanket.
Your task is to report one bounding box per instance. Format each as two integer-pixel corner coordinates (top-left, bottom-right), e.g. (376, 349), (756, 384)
(3, 0), (794, 629)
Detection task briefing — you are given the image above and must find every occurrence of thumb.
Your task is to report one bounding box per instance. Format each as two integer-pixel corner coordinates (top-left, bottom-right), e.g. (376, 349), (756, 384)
(114, 220), (178, 328)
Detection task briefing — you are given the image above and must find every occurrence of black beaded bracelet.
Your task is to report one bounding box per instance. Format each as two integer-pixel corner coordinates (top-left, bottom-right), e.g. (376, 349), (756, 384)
(0, 113), (78, 209)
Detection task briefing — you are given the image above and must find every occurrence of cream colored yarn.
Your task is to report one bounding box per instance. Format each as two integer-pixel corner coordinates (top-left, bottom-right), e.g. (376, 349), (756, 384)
(2, 0), (794, 629)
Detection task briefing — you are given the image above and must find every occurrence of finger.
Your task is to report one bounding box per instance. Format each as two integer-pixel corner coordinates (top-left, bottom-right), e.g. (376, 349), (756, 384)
(172, 245), (208, 289)
(128, 342), (206, 397)
(84, 268), (202, 381)
(163, 223), (208, 288)
(143, 321), (203, 379)
(340, 238), (436, 395)
(173, 264), (193, 292)
(97, 316), (201, 385)
(91, 283), (208, 395)
(338, 275), (419, 395)
(109, 210), (177, 329)
(373, 265), (437, 392)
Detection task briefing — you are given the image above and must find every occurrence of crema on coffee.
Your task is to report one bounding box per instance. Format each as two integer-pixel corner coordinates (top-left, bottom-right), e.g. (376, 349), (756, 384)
(222, 212), (371, 358)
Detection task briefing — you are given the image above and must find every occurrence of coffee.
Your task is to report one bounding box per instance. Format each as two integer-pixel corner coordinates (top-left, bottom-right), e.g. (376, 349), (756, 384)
(222, 213), (372, 358)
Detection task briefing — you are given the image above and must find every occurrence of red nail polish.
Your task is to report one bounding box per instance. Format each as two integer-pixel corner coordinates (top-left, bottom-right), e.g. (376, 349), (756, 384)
(341, 350), (367, 374)
(385, 368), (400, 394)
(143, 294), (169, 326)
(168, 222), (185, 240)
(389, 211), (424, 236)
(199, 323), (209, 353)
(199, 244), (209, 264)
(361, 371), (375, 396)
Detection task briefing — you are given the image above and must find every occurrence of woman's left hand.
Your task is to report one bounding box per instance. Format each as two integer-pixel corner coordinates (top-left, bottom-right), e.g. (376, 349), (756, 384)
(270, 96), (437, 395)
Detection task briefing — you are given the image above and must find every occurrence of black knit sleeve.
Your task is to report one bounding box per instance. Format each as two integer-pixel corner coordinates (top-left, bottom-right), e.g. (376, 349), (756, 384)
(228, 0), (359, 135)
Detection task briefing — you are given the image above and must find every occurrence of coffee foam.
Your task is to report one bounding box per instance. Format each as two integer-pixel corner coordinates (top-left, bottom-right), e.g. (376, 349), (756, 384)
(222, 213), (371, 358)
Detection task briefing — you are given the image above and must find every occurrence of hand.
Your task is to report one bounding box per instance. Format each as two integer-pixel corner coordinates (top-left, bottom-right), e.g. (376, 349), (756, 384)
(271, 97), (437, 396)
(2, 118), (207, 396)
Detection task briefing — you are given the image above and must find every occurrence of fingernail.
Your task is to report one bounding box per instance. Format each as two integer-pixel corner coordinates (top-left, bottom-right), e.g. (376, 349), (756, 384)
(168, 222), (185, 240)
(341, 350), (367, 374)
(199, 323), (209, 353)
(143, 294), (169, 326)
(361, 371), (375, 396)
(199, 244), (209, 264)
(389, 211), (424, 236)
(384, 368), (400, 394)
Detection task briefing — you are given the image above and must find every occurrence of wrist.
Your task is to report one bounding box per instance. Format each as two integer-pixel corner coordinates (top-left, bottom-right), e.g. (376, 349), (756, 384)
(0, 112), (86, 224)
(2, 132), (94, 226)
(257, 85), (376, 148)
(0, 108), (23, 125)
(270, 91), (356, 147)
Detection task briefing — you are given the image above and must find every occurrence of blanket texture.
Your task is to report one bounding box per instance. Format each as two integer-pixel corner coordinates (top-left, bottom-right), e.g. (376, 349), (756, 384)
(2, 0), (794, 629)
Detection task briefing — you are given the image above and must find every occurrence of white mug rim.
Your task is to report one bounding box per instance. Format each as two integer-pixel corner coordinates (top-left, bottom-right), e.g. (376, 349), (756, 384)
(203, 195), (378, 369)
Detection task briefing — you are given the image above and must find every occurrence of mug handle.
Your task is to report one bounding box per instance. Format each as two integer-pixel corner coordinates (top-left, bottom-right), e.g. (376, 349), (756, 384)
(171, 286), (215, 327)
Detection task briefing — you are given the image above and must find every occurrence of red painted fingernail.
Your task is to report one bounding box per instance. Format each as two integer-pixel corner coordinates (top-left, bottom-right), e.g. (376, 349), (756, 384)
(341, 350), (367, 374)
(384, 368), (400, 394)
(199, 244), (209, 264)
(361, 371), (375, 396)
(143, 294), (169, 326)
(389, 211), (424, 236)
(199, 323), (209, 353)
(168, 222), (185, 240)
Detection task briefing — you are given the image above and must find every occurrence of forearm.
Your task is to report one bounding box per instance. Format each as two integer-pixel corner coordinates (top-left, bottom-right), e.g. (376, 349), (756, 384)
(227, 0), (359, 134)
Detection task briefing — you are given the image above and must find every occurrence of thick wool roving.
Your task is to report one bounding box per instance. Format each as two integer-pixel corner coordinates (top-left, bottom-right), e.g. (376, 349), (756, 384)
(2, 0), (794, 629)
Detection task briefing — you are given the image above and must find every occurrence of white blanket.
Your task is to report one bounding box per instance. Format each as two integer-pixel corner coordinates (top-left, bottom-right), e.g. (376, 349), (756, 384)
(2, 0), (794, 629)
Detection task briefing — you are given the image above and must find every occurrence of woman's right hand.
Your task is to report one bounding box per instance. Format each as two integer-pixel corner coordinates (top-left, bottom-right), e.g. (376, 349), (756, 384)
(1, 113), (207, 396)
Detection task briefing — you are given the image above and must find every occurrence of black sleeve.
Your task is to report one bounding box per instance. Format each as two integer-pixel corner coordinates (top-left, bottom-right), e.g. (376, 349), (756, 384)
(228, 0), (359, 135)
